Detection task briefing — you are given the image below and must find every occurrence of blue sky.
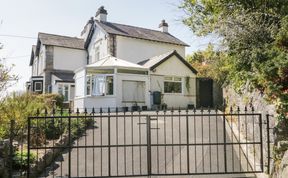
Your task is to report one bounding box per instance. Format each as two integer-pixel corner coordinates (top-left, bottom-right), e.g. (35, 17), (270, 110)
(0, 0), (212, 92)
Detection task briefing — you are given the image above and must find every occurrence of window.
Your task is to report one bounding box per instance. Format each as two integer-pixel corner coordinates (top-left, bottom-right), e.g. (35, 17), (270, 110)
(106, 76), (113, 95)
(34, 82), (42, 91)
(86, 75), (114, 96)
(86, 75), (92, 95)
(58, 84), (70, 102)
(92, 75), (105, 95)
(164, 76), (182, 93)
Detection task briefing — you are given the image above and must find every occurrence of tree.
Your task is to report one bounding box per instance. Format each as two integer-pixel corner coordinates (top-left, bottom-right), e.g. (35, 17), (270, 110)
(0, 43), (18, 96)
(186, 43), (229, 83)
(181, 0), (288, 115)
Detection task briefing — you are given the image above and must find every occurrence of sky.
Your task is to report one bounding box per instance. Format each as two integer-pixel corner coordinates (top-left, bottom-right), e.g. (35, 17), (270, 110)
(0, 0), (213, 93)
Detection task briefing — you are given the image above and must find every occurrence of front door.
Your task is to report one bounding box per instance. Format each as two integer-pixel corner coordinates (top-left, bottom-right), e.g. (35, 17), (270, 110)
(199, 78), (213, 108)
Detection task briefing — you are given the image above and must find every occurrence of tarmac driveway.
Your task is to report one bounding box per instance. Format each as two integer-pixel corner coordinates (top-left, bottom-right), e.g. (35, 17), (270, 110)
(40, 110), (258, 178)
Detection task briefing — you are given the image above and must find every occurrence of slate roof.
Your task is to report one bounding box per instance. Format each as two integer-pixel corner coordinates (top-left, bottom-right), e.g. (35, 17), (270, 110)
(38, 32), (85, 50)
(95, 21), (189, 46)
(138, 50), (198, 74)
(87, 56), (147, 70)
(52, 72), (75, 82)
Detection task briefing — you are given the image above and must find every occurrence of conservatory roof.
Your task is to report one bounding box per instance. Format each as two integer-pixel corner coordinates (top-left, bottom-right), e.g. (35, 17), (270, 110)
(86, 56), (147, 70)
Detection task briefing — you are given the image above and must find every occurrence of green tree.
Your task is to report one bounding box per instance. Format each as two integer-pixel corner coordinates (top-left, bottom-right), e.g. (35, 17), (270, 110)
(187, 43), (229, 84)
(181, 0), (288, 115)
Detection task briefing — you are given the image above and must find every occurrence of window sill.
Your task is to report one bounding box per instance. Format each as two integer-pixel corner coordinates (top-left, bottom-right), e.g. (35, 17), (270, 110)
(163, 93), (183, 95)
(86, 95), (115, 98)
(74, 95), (116, 100)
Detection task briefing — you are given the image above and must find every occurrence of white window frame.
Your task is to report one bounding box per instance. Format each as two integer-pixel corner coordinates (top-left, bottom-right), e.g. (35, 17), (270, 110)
(164, 76), (183, 94)
(85, 74), (114, 96)
(58, 83), (71, 102)
(86, 75), (92, 96)
(34, 81), (42, 92)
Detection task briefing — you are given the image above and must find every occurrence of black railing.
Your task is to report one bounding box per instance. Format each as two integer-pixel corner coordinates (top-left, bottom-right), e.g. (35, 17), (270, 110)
(22, 107), (273, 177)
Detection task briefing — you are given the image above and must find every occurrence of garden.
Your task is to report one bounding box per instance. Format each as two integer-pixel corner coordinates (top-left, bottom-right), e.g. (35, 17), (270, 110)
(0, 92), (93, 177)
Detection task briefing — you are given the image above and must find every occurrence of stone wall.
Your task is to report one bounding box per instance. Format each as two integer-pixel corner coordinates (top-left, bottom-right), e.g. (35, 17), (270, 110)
(272, 144), (288, 178)
(223, 87), (276, 175)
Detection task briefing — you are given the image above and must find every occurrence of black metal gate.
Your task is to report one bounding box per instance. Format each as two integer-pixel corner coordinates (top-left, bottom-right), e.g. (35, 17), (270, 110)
(27, 107), (267, 177)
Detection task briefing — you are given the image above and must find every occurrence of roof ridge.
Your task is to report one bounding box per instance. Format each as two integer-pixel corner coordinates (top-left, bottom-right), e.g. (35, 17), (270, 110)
(103, 21), (170, 34)
(38, 32), (84, 40)
(96, 21), (189, 46)
(151, 50), (175, 58)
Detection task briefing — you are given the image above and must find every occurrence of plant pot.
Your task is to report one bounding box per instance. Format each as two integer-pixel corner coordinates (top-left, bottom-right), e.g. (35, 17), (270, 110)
(131, 105), (139, 111)
(187, 104), (195, 109)
(122, 107), (128, 112)
(142, 106), (148, 111)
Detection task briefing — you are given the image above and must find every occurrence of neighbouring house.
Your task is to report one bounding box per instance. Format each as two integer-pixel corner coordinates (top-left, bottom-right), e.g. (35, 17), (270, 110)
(27, 6), (198, 111)
(27, 33), (86, 103)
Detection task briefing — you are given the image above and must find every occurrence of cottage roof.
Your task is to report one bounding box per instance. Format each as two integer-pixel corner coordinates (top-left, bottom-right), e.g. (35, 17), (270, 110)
(87, 56), (147, 70)
(138, 50), (198, 74)
(95, 21), (189, 46)
(38, 32), (85, 50)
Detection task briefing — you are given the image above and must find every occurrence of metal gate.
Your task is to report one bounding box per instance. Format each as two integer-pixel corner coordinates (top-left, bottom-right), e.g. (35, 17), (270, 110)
(27, 107), (267, 177)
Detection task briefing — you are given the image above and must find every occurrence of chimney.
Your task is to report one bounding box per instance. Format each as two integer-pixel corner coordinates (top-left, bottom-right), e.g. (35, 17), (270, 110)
(159, 19), (168, 33)
(95, 6), (107, 22)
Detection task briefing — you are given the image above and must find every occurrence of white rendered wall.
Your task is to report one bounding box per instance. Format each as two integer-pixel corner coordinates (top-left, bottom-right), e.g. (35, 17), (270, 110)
(38, 44), (45, 75)
(150, 55), (197, 108)
(31, 44), (45, 76)
(116, 36), (185, 64)
(74, 69), (86, 98)
(87, 26), (109, 64)
(53, 47), (86, 71)
(32, 57), (38, 76)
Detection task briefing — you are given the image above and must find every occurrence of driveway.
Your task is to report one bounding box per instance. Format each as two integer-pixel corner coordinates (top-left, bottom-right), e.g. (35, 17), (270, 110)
(40, 110), (258, 178)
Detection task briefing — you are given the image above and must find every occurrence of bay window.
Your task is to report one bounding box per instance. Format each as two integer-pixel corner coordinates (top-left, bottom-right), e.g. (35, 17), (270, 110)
(86, 75), (114, 96)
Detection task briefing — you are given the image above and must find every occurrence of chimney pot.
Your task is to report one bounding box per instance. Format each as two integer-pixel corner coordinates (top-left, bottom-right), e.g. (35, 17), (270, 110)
(95, 6), (108, 22)
(159, 19), (168, 33)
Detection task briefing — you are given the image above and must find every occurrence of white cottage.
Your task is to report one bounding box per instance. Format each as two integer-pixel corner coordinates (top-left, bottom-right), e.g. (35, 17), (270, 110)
(73, 6), (197, 111)
(28, 6), (198, 110)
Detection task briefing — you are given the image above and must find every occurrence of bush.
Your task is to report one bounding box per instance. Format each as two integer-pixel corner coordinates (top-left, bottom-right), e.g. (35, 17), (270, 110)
(12, 150), (36, 170)
(44, 119), (65, 140)
(0, 92), (63, 140)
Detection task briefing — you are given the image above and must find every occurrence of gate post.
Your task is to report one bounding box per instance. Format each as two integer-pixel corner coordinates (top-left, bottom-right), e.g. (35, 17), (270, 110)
(266, 114), (271, 174)
(9, 120), (15, 178)
(27, 118), (31, 178)
(146, 115), (151, 175)
(259, 114), (264, 172)
(108, 108), (111, 177)
(68, 109), (72, 178)
(223, 115), (227, 173)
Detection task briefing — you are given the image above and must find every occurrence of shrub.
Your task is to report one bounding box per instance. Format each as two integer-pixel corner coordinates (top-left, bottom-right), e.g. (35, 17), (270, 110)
(0, 92), (63, 140)
(12, 150), (36, 170)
